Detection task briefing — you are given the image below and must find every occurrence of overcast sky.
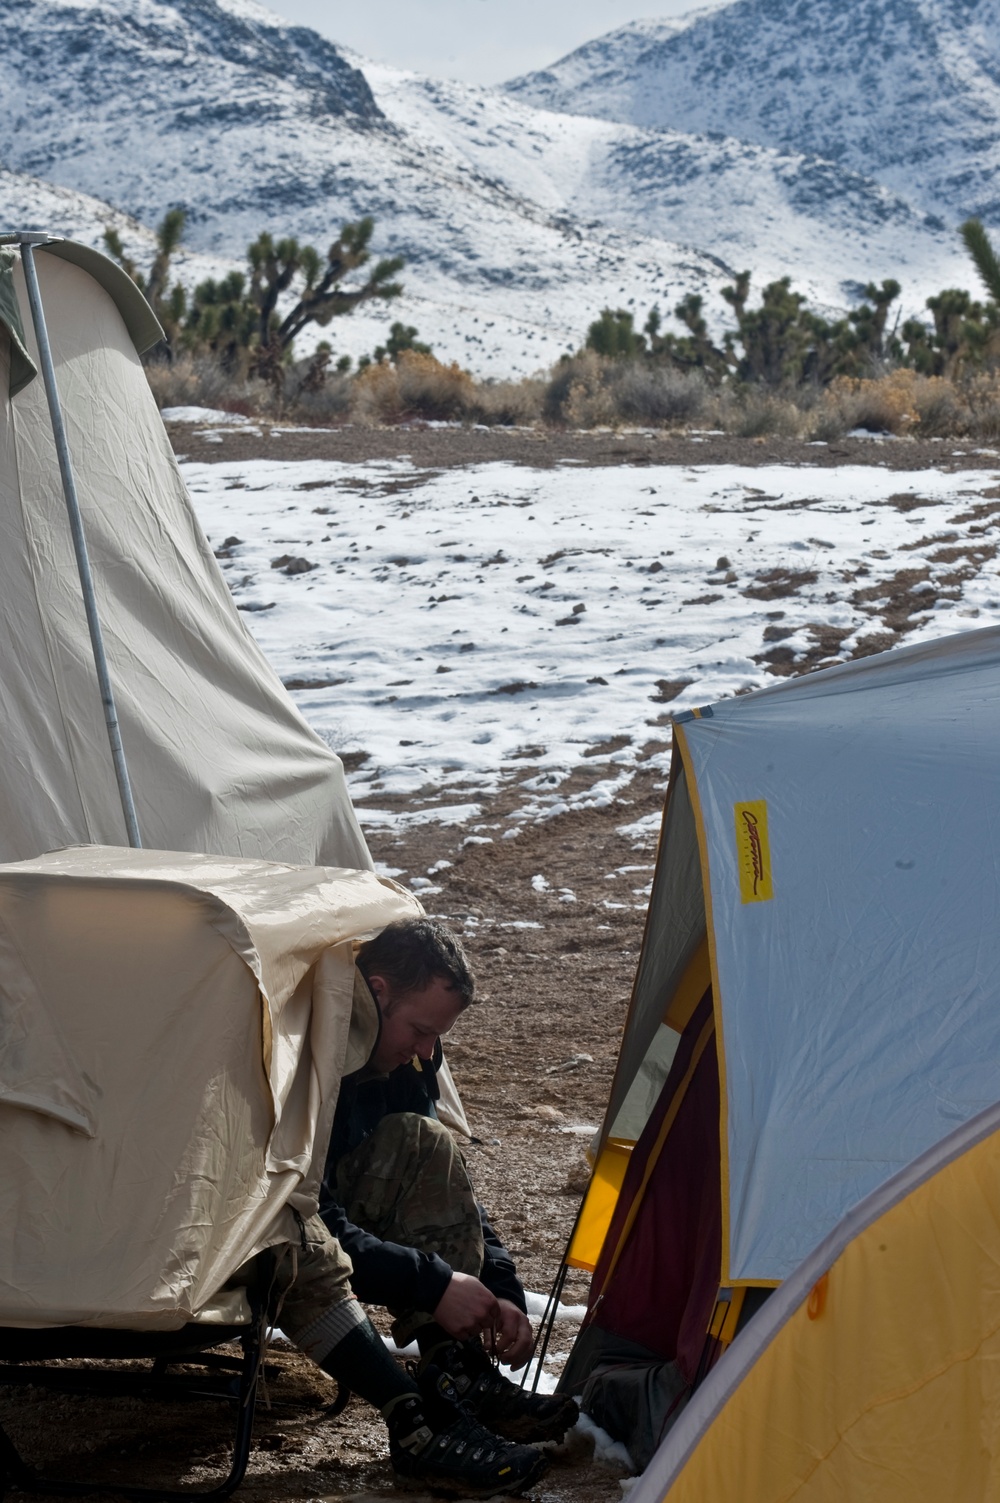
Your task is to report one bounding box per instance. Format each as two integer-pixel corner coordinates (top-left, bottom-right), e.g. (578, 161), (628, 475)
(261, 1), (721, 85)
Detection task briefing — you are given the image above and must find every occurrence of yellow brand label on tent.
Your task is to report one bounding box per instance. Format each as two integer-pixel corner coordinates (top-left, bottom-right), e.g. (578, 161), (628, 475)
(734, 800), (773, 903)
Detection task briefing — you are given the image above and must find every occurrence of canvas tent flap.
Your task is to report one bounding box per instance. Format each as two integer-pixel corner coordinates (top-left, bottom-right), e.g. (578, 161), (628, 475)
(0, 846), (419, 1329)
(0, 243), (370, 870)
(674, 624), (1000, 1283)
(641, 1098), (1000, 1503)
(0, 249), (36, 396)
(0, 907), (97, 1135)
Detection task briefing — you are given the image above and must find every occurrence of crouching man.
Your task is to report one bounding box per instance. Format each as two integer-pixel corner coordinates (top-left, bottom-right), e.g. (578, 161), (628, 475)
(254, 1213), (548, 1496)
(238, 917), (574, 1496)
(317, 918), (578, 1446)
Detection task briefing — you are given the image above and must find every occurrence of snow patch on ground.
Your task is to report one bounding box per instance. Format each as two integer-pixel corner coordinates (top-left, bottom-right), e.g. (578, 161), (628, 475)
(187, 456), (1000, 826)
(161, 407), (253, 424)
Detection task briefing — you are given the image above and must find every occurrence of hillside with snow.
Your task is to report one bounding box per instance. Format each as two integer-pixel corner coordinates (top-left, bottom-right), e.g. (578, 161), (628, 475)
(506, 0), (1000, 226)
(0, 0), (981, 375)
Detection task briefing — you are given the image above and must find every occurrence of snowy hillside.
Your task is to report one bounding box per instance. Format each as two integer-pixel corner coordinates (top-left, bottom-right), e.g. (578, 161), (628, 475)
(0, 0), (979, 376)
(506, 0), (1000, 226)
(369, 66), (961, 317)
(0, 169), (233, 290)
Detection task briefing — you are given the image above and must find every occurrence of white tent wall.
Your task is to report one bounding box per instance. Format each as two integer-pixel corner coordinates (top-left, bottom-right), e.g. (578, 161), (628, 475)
(0, 242), (370, 870)
(672, 625), (1000, 1283)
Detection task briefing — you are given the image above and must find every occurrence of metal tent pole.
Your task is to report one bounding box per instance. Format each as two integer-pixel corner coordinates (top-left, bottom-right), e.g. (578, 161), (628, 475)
(18, 235), (143, 849)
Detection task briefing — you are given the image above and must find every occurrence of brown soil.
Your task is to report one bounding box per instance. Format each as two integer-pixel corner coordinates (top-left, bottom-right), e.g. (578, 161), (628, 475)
(169, 420), (995, 473)
(5, 426), (995, 1501)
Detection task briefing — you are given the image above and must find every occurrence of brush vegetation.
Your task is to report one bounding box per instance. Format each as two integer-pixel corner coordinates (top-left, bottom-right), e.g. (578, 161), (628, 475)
(118, 211), (1000, 440)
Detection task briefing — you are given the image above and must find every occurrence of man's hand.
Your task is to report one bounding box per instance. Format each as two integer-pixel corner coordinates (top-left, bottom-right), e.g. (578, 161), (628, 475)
(433, 1271), (500, 1341)
(492, 1298), (534, 1370)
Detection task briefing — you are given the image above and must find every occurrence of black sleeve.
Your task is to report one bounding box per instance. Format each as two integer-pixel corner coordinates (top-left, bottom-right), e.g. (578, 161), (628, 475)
(320, 1198), (454, 1315)
(478, 1206), (527, 1312)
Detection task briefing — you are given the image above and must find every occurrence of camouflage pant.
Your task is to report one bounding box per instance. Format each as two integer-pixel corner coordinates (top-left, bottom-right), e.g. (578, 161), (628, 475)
(336, 1111), (485, 1345)
(237, 1212), (368, 1366)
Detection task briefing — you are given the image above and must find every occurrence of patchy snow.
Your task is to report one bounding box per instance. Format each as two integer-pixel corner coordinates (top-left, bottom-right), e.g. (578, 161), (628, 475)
(187, 454), (1000, 824)
(161, 406), (253, 425)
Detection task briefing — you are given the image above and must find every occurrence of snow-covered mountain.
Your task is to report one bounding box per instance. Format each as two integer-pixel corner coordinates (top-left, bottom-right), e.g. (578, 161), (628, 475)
(506, 0), (1000, 226)
(0, 0), (978, 375)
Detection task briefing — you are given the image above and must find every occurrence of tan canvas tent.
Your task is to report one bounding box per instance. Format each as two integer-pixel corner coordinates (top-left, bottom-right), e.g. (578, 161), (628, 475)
(0, 230), (472, 1144)
(0, 234), (369, 869)
(0, 844), (421, 1330)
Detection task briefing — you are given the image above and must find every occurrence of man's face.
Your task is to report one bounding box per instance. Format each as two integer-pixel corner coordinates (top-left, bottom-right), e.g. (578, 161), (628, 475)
(367, 974), (465, 1073)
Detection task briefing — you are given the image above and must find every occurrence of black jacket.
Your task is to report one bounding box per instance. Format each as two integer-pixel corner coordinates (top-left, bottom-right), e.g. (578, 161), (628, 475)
(319, 1041), (526, 1317)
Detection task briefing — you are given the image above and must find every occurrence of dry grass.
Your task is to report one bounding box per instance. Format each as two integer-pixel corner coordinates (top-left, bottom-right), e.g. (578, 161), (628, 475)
(146, 350), (1000, 439)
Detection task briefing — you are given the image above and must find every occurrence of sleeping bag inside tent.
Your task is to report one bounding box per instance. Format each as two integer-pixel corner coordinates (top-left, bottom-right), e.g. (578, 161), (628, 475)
(560, 626), (1000, 1472)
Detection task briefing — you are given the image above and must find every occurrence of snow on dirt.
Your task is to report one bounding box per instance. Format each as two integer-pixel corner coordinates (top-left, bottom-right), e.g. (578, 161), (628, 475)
(187, 449), (1000, 829)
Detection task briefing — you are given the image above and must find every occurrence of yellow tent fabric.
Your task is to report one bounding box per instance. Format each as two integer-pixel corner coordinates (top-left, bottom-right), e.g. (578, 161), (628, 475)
(640, 1102), (1000, 1503)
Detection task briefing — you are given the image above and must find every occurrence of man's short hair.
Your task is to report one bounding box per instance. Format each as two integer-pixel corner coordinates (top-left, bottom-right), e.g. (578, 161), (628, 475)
(356, 918), (476, 1008)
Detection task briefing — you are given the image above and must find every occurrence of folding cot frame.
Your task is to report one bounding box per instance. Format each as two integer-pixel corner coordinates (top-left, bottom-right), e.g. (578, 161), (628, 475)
(0, 1316), (266, 1501)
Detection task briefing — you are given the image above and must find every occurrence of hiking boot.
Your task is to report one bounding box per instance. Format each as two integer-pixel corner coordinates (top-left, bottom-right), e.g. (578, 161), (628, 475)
(387, 1368), (549, 1496)
(424, 1338), (579, 1444)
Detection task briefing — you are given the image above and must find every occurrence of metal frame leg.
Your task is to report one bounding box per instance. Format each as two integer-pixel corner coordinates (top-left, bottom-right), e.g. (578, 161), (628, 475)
(0, 1322), (263, 1501)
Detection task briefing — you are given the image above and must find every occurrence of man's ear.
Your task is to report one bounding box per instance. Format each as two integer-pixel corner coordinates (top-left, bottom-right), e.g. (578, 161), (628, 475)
(366, 974), (389, 1009)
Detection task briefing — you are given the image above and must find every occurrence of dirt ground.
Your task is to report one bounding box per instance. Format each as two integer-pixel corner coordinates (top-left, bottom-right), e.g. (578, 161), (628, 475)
(1, 423), (993, 1502)
(171, 420), (995, 474)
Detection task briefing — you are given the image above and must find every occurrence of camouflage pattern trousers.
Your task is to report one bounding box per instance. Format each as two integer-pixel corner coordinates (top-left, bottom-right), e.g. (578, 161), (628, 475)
(335, 1111), (485, 1345)
(241, 1111), (483, 1363)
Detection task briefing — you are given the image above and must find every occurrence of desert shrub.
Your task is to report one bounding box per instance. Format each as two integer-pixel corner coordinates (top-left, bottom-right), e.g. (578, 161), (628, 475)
(351, 352), (478, 424)
(908, 375), (967, 436)
(395, 352), (477, 420)
(350, 361), (402, 424)
(145, 350), (354, 422)
(810, 370), (920, 439)
(283, 372), (354, 422)
(610, 363), (711, 425)
(144, 352), (263, 416)
(542, 351), (618, 427)
(718, 387), (805, 439)
(956, 372), (1000, 440)
(464, 378), (545, 426)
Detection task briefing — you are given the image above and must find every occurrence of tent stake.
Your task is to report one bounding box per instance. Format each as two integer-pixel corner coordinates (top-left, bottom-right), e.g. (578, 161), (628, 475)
(19, 239), (142, 849)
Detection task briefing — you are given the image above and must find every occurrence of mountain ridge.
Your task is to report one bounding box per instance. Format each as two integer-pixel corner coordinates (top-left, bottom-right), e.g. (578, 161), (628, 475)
(0, 0), (980, 375)
(506, 0), (1000, 224)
